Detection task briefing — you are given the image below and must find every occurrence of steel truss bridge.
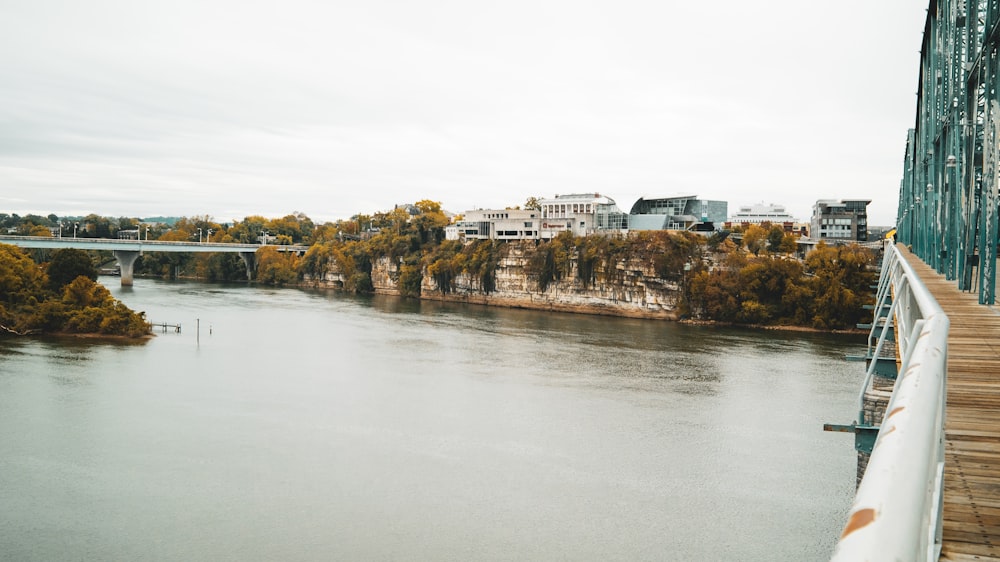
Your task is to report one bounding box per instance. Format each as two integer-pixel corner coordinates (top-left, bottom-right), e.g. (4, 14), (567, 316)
(831, 2), (1000, 560)
(899, 0), (1000, 303)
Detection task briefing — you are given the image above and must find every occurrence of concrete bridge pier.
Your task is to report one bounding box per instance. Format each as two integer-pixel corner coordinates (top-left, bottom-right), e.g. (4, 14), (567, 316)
(239, 251), (256, 281)
(112, 250), (140, 286)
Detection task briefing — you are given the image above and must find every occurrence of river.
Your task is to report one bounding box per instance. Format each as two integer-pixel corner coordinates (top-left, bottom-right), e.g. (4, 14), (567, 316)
(0, 277), (862, 561)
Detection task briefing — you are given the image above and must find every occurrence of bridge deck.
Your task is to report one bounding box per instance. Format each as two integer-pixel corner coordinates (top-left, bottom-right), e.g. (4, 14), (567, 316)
(899, 247), (1000, 561)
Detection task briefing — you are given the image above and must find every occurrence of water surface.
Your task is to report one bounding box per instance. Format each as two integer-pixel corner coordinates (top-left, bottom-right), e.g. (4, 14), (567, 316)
(0, 278), (862, 561)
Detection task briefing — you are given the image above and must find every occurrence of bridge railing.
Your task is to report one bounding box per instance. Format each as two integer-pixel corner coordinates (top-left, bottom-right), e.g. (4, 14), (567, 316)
(830, 242), (949, 561)
(0, 235), (309, 253)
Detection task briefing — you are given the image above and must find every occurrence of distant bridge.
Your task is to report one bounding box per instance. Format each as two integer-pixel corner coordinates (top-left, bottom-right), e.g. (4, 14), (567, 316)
(0, 235), (309, 286)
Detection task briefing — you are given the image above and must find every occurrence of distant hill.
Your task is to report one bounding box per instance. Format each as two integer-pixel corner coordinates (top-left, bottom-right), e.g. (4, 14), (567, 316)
(140, 216), (180, 225)
(54, 215), (181, 226)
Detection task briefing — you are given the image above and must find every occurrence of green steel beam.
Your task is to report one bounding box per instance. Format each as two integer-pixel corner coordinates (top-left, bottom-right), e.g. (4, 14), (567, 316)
(899, 0), (1000, 304)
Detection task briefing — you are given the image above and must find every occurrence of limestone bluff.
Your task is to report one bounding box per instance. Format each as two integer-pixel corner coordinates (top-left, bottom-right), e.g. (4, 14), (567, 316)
(300, 234), (876, 330)
(305, 239), (690, 320)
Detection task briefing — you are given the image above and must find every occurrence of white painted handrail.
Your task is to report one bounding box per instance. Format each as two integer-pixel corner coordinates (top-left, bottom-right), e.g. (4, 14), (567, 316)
(830, 243), (949, 561)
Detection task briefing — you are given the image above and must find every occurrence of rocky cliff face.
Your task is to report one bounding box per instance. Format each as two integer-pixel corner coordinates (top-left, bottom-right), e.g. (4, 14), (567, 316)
(307, 241), (681, 319)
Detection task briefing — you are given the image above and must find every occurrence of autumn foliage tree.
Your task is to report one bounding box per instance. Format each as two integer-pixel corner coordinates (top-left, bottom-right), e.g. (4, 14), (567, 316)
(0, 243), (148, 337)
(46, 248), (98, 290)
(804, 242), (875, 329)
(743, 224), (768, 256)
(60, 276), (149, 336)
(255, 246), (300, 286)
(686, 241), (875, 329)
(0, 244), (47, 315)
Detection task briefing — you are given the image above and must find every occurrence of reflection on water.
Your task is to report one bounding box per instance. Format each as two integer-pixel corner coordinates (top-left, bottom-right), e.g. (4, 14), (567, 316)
(0, 277), (864, 561)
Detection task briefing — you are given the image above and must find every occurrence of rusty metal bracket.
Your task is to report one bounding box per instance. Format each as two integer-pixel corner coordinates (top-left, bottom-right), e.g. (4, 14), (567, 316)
(824, 423), (880, 455)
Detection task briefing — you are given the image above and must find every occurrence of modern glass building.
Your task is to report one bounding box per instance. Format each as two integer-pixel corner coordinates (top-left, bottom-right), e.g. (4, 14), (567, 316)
(628, 195), (728, 232)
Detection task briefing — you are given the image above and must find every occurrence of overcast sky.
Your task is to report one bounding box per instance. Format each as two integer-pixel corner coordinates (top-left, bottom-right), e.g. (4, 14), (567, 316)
(1, 0), (927, 226)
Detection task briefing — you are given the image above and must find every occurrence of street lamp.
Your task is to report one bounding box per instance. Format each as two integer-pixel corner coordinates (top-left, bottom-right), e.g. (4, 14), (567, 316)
(261, 230), (270, 245)
(206, 228), (213, 242)
(73, 222), (78, 238)
(58, 223), (63, 238)
(197, 228), (203, 243)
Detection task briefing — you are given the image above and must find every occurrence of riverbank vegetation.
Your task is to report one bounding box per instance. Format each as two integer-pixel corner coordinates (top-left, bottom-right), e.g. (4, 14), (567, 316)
(0, 245), (149, 337)
(4, 204), (876, 330)
(684, 241), (874, 329)
(290, 207), (875, 330)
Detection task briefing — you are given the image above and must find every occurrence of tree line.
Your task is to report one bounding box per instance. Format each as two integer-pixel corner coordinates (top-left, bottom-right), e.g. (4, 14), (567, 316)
(3, 203), (877, 331)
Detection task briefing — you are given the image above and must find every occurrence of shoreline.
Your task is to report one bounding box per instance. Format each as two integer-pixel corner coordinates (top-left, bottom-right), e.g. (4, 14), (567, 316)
(300, 279), (863, 335)
(120, 276), (867, 336)
(46, 331), (156, 342)
(679, 318), (865, 335)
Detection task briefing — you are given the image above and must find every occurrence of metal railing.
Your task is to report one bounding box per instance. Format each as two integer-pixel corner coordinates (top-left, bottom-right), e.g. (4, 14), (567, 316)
(830, 243), (949, 561)
(0, 235), (309, 253)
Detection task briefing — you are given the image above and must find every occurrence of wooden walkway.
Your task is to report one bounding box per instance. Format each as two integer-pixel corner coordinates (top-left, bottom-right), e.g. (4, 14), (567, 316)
(899, 247), (1000, 561)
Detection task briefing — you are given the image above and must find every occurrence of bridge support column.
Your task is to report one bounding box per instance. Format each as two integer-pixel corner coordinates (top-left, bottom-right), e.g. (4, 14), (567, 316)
(239, 251), (256, 281)
(112, 250), (140, 287)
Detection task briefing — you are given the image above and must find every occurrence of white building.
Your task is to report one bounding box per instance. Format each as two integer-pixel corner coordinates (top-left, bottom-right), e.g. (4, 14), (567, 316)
(447, 194), (628, 242)
(450, 209), (542, 241)
(537, 193), (628, 236)
(728, 203), (798, 225)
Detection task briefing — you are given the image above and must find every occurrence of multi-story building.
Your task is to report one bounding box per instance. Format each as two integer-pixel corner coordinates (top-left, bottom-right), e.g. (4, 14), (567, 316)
(447, 194), (628, 241)
(537, 193), (629, 237)
(811, 199), (870, 242)
(728, 203), (797, 225)
(726, 202), (807, 235)
(628, 195), (727, 232)
(450, 209), (542, 241)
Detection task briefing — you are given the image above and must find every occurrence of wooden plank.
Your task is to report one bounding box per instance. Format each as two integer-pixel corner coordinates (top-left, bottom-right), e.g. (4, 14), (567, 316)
(895, 248), (1000, 561)
(941, 553), (1000, 562)
(940, 552), (998, 562)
